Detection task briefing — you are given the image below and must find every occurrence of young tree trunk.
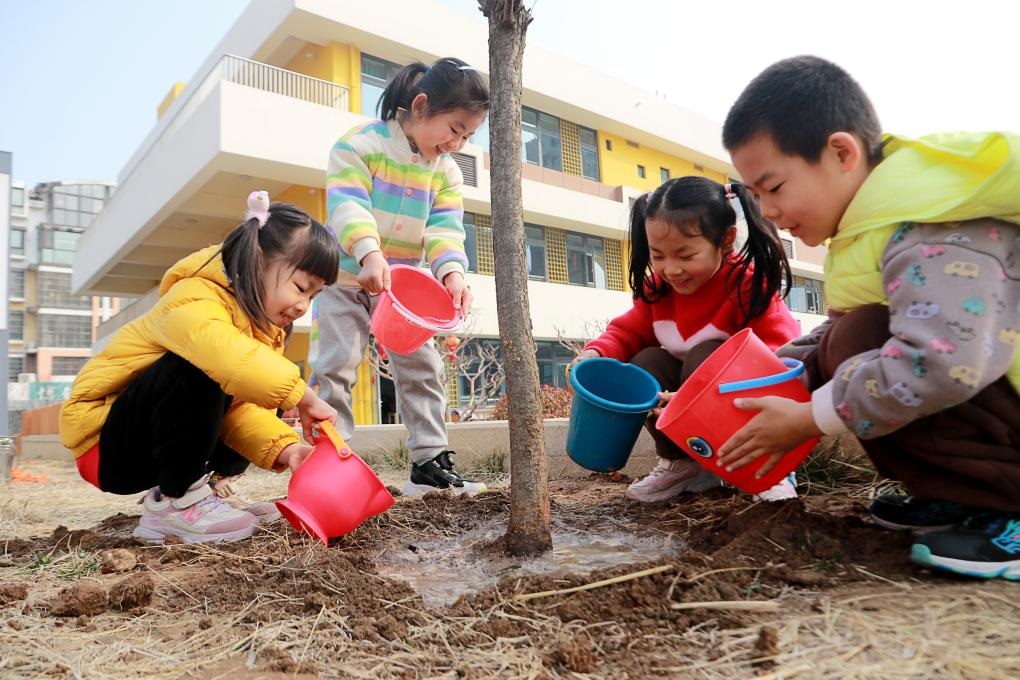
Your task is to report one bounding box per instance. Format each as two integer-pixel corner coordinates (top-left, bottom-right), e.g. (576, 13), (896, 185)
(480, 0), (551, 555)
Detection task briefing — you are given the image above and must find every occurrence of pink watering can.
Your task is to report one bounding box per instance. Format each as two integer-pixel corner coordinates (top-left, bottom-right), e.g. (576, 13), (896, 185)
(276, 421), (394, 544)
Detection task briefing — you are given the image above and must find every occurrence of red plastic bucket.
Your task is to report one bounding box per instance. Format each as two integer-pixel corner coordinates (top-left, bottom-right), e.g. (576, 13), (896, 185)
(370, 264), (461, 354)
(276, 421), (394, 543)
(655, 329), (819, 494)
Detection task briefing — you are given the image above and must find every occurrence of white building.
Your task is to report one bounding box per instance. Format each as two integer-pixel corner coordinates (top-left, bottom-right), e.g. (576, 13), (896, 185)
(73, 0), (827, 425)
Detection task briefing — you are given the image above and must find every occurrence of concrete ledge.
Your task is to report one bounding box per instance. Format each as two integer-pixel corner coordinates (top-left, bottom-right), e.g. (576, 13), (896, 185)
(350, 418), (657, 479)
(20, 419), (660, 480)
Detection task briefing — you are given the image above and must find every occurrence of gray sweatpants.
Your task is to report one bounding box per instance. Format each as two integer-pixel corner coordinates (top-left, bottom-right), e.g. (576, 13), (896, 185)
(311, 285), (448, 464)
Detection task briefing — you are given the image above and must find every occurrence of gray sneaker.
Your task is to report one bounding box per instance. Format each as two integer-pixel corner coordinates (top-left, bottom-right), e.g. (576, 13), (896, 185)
(133, 475), (257, 544)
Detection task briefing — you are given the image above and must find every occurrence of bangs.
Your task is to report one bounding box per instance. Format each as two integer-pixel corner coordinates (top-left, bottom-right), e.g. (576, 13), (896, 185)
(656, 207), (709, 239)
(288, 221), (340, 286)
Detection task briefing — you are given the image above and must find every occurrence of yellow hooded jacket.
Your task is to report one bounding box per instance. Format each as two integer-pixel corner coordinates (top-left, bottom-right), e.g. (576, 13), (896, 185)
(823, 131), (1020, 390)
(59, 245), (304, 470)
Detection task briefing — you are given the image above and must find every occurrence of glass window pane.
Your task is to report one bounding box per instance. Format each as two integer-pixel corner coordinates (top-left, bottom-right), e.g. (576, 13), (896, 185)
(11, 187), (24, 208)
(660, 167), (670, 183)
(361, 81), (385, 117)
(581, 148), (599, 181)
(522, 127), (540, 164)
(362, 55), (388, 80)
(463, 215), (477, 273)
(522, 108), (537, 126)
(579, 127), (596, 147)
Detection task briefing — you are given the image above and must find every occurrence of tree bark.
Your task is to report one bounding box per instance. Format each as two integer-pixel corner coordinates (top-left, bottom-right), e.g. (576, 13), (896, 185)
(480, 0), (551, 555)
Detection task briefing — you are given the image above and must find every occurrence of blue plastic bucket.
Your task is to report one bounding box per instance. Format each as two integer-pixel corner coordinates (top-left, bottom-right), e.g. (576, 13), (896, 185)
(566, 358), (661, 472)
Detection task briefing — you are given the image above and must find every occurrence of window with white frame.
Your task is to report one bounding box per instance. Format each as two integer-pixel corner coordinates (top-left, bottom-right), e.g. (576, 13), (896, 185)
(8, 310), (24, 340)
(11, 186), (25, 212)
(785, 276), (824, 314)
(10, 227), (25, 256)
(40, 228), (82, 266)
(51, 356), (89, 375)
(579, 127), (599, 181)
(9, 269), (24, 298)
(39, 314), (92, 347)
(524, 225), (547, 280)
(49, 183), (112, 229)
(37, 271), (90, 309)
(360, 54), (402, 118)
(521, 107), (562, 171)
(566, 233), (607, 289)
(462, 212), (478, 273)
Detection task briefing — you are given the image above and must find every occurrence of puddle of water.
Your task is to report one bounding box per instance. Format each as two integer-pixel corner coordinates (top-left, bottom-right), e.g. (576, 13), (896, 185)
(375, 518), (681, 607)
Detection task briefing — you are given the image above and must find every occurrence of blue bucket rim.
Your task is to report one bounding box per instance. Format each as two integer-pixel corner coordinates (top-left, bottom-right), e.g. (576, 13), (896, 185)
(569, 358), (661, 413)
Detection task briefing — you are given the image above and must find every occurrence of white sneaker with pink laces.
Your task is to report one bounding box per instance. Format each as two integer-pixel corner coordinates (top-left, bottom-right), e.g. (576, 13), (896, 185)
(626, 457), (722, 503)
(133, 475), (258, 544)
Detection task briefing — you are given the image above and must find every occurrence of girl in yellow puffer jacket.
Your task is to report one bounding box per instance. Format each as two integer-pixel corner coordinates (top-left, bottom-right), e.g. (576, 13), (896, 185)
(60, 192), (340, 544)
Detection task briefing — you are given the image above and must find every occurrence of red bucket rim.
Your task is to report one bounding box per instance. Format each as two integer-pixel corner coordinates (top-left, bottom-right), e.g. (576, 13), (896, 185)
(384, 264), (461, 331)
(655, 329), (753, 431)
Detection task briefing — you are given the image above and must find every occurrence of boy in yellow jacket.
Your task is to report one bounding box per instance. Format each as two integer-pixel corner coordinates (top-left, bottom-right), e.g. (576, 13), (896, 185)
(718, 56), (1019, 580)
(61, 195), (340, 543)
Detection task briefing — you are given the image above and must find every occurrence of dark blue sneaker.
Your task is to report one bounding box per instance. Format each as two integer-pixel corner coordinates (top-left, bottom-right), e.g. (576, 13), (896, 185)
(911, 514), (1020, 580)
(868, 494), (985, 534)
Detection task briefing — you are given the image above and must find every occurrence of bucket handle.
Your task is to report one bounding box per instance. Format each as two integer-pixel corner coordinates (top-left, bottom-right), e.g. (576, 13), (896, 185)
(317, 421), (353, 459)
(717, 358), (805, 395)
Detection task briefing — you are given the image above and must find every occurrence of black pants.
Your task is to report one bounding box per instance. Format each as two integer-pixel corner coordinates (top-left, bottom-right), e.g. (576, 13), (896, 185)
(631, 341), (725, 460)
(98, 352), (249, 497)
(808, 305), (1020, 512)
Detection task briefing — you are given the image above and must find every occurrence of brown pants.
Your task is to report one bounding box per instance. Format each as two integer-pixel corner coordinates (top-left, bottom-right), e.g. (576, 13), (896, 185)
(808, 305), (1020, 511)
(631, 341), (724, 462)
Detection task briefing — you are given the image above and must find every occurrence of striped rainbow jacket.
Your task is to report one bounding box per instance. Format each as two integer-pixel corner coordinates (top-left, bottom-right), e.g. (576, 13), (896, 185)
(325, 119), (469, 284)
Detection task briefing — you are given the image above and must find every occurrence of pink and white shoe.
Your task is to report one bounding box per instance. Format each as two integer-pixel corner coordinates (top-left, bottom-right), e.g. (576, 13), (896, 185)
(210, 474), (281, 523)
(754, 473), (799, 502)
(626, 457), (722, 503)
(133, 475), (257, 544)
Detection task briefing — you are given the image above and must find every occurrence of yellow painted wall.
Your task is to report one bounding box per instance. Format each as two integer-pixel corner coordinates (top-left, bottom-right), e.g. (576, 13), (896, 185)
(284, 42), (361, 114)
(352, 349), (378, 425)
(157, 82), (185, 120)
(284, 331), (310, 381)
(598, 131), (727, 191)
(277, 185), (325, 222)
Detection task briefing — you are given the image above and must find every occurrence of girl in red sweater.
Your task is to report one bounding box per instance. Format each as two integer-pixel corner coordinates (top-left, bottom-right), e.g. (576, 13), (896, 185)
(573, 176), (801, 502)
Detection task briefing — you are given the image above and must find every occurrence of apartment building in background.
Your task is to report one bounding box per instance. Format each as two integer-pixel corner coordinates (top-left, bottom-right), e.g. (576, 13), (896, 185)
(72, 0), (828, 425)
(8, 179), (127, 395)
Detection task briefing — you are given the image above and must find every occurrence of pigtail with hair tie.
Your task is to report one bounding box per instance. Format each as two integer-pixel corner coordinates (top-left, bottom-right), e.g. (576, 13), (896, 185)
(245, 190), (270, 228)
(724, 183), (737, 200)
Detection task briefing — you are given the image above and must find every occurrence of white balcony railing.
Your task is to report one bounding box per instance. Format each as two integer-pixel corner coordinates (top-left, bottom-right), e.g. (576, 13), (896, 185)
(119, 54), (349, 181)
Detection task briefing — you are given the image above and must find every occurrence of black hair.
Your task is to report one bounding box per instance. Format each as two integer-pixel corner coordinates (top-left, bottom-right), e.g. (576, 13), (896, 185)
(377, 57), (489, 121)
(722, 55), (883, 165)
(219, 202), (339, 333)
(628, 176), (791, 327)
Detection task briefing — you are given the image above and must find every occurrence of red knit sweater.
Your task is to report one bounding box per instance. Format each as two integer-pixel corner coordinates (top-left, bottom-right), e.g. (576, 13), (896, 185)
(585, 257), (800, 361)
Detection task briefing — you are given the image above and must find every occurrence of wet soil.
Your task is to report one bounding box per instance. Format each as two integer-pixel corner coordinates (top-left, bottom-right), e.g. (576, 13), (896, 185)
(0, 478), (999, 678)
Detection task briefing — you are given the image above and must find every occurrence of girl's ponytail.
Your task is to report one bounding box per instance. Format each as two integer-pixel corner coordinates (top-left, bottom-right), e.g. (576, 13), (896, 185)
(378, 62), (429, 120)
(728, 182), (791, 327)
(628, 192), (668, 303)
(378, 58), (489, 121)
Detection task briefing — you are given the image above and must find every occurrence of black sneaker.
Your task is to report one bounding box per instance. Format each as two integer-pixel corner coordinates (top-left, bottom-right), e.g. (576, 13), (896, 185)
(868, 494), (985, 534)
(402, 451), (488, 497)
(911, 513), (1020, 580)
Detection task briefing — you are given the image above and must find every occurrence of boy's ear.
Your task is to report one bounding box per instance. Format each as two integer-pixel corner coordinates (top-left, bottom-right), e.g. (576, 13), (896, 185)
(827, 132), (864, 173)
